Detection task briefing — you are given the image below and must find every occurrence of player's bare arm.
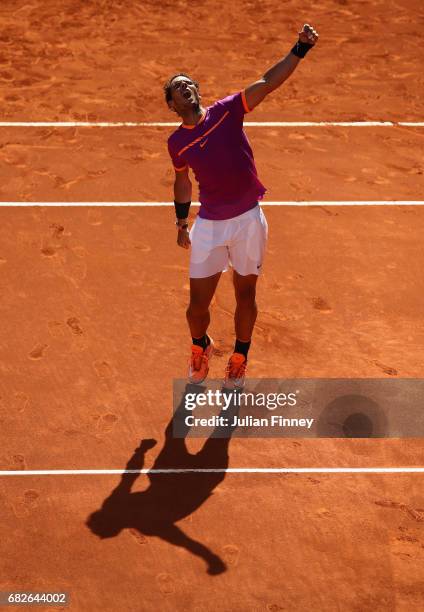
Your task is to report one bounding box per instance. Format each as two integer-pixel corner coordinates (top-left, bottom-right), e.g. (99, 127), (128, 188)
(174, 165), (192, 249)
(244, 24), (319, 111)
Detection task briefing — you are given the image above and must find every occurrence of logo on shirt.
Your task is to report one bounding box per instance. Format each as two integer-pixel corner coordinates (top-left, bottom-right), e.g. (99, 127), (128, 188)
(199, 138), (209, 148)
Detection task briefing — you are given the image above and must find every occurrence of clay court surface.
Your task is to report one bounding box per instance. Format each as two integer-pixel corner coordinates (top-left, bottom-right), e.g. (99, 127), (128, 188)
(1, 0), (424, 610)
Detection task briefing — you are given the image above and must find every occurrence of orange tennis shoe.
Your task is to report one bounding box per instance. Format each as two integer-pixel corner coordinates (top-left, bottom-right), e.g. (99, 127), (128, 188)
(188, 337), (214, 384)
(224, 352), (247, 389)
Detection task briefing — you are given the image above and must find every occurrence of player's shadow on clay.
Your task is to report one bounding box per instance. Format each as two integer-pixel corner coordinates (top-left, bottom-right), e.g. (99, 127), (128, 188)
(86, 385), (239, 575)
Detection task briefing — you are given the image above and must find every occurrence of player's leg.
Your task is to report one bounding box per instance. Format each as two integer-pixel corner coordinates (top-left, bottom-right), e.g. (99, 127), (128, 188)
(223, 271), (257, 388)
(186, 272), (221, 384)
(233, 271), (258, 343)
(187, 272), (221, 340)
(225, 205), (268, 388)
(187, 217), (229, 383)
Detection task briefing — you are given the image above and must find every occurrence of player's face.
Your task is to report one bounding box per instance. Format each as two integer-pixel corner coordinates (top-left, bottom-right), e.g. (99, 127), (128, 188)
(168, 76), (200, 113)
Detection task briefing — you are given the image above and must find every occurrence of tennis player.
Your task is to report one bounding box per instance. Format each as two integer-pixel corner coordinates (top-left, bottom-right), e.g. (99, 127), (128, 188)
(165, 24), (318, 388)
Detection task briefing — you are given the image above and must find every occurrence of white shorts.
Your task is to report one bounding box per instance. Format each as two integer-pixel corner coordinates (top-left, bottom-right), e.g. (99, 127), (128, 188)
(189, 205), (268, 279)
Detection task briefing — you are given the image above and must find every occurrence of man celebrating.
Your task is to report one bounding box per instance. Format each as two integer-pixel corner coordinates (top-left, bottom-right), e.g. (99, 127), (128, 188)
(165, 24), (319, 388)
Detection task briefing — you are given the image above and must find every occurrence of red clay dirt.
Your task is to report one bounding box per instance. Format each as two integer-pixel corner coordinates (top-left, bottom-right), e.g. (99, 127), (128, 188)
(1, 0), (424, 610)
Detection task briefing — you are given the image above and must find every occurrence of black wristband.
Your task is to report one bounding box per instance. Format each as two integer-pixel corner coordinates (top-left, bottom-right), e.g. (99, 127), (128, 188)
(174, 200), (191, 219)
(291, 40), (314, 59)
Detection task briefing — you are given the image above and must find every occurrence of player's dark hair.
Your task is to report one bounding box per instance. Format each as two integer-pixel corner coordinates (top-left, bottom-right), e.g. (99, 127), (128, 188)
(163, 73), (199, 104)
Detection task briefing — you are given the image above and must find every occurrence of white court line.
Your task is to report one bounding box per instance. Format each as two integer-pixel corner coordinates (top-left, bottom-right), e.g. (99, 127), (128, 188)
(0, 467), (424, 476)
(1, 201), (424, 207)
(0, 121), (423, 128)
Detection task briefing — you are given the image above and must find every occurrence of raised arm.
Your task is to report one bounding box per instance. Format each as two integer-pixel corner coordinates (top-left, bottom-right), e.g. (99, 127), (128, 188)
(244, 24), (319, 112)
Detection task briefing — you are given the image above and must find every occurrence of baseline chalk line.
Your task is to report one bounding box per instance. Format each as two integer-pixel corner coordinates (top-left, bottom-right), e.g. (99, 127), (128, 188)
(0, 121), (423, 128)
(1, 467), (424, 476)
(1, 201), (424, 207)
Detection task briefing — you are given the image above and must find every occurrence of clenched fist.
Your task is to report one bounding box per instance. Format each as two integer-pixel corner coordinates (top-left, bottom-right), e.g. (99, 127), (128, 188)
(299, 24), (319, 46)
